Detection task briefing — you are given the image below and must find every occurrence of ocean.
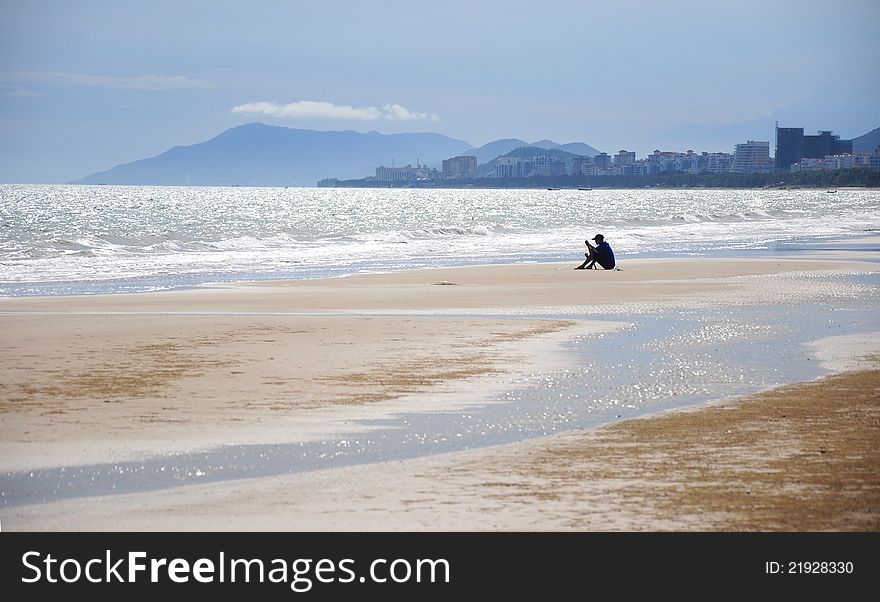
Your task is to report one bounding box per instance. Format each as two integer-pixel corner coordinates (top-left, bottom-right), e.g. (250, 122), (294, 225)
(2, 184), (879, 296)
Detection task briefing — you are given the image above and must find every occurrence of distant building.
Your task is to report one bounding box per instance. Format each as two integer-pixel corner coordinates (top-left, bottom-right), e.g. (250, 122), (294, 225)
(647, 150), (677, 162)
(375, 164), (438, 182)
(646, 150), (677, 172)
(676, 150), (699, 173)
(441, 155), (477, 178)
(594, 152), (612, 170)
(492, 155), (567, 178)
(570, 155), (593, 176)
(614, 150), (636, 166)
(705, 152), (734, 173)
(804, 131), (852, 159)
(866, 147), (880, 171)
(532, 155), (567, 176)
(494, 157), (534, 178)
(790, 146), (880, 172)
(615, 162), (649, 176)
(789, 157), (824, 172)
(644, 149), (731, 174)
(775, 127), (804, 171)
(376, 165), (417, 181)
(775, 125), (853, 171)
(731, 140), (771, 173)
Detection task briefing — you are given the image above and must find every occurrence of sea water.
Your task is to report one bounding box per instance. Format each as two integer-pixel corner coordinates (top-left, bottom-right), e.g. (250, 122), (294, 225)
(2, 185), (879, 295)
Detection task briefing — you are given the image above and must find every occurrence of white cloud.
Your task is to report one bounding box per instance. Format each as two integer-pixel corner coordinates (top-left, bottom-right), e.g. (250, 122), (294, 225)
(231, 100), (381, 120)
(231, 100), (440, 122)
(10, 71), (213, 90)
(382, 103), (440, 122)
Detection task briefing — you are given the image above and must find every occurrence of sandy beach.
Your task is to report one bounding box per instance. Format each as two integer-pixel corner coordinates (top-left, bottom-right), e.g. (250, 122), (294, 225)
(1, 256), (878, 530)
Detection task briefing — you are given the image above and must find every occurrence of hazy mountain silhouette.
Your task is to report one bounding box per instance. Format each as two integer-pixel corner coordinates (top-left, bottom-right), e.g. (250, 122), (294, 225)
(74, 123), (473, 186)
(74, 123), (604, 186)
(467, 138), (601, 165)
(852, 126), (880, 153)
(465, 139), (531, 164)
(557, 142), (602, 156)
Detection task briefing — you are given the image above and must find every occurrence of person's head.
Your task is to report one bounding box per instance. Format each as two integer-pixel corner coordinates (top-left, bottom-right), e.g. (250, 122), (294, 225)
(592, 234), (605, 243)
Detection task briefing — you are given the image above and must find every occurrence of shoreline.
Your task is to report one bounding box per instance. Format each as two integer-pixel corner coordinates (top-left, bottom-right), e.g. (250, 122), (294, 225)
(3, 255), (875, 310)
(1, 255), (878, 529)
(4, 232), (879, 300)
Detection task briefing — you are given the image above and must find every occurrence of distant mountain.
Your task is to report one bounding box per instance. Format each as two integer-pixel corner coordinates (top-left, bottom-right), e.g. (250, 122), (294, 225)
(467, 138), (601, 166)
(73, 123), (606, 186)
(558, 142), (602, 156)
(528, 139), (561, 149)
(74, 123), (473, 186)
(528, 139), (602, 157)
(466, 138), (531, 164)
(500, 146), (576, 160)
(852, 126), (880, 153)
(475, 146), (585, 177)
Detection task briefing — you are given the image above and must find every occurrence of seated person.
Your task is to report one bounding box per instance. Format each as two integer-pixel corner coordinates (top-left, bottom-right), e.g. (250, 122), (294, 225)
(575, 234), (615, 270)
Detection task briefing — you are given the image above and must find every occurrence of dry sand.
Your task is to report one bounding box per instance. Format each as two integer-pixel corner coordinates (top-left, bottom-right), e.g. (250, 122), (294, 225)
(1, 257), (877, 530)
(2, 257), (871, 314)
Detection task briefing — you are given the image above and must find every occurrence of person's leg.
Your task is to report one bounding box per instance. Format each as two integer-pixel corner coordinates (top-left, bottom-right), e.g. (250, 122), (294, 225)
(586, 244), (598, 268)
(575, 249), (597, 269)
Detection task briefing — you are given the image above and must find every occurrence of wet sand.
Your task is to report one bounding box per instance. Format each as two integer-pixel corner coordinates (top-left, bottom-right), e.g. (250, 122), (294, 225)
(5, 365), (877, 531)
(0, 314), (590, 471)
(0, 257), (877, 529)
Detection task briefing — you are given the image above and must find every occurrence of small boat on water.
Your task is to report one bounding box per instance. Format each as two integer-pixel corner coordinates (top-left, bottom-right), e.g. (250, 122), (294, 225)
(826, 190), (837, 193)
(546, 187), (561, 190)
(578, 187), (592, 191)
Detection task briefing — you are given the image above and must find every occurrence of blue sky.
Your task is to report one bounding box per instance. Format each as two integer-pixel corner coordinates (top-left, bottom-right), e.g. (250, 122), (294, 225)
(1, 0), (878, 183)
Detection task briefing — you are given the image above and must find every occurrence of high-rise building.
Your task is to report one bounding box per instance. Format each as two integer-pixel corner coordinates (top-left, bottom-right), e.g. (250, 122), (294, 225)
(532, 155), (567, 176)
(441, 155), (477, 178)
(775, 127), (804, 171)
(775, 126), (853, 171)
(732, 140), (771, 173)
(571, 156), (592, 176)
(803, 131), (852, 159)
(615, 150), (636, 166)
(705, 153), (733, 173)
(594, 152), (612, 170)
(494, 157), (534, 178)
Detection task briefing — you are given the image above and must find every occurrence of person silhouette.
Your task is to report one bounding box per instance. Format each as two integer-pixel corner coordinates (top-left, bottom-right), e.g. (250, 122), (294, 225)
(575, 234), (615, 270)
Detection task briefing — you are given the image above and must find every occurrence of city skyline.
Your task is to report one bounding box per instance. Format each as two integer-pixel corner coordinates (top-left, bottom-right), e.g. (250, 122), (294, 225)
(2, 0), (879, 183)
(367, 130), (878, 183)
(73, 119), (879, 187)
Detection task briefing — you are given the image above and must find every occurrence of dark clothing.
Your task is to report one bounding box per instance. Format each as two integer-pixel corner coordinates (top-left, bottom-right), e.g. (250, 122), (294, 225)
(594, 241), (615, 269)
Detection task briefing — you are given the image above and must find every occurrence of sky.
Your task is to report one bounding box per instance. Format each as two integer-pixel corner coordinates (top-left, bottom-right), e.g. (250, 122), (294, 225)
(1, 0), (879, 183)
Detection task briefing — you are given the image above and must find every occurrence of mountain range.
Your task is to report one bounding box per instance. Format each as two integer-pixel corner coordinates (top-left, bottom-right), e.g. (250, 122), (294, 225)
(73, 123), (602, 187)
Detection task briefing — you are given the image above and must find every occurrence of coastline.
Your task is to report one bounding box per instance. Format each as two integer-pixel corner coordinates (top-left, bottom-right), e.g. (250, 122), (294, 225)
(1, 255), (878, 529)
(4, 186), (879, 299)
